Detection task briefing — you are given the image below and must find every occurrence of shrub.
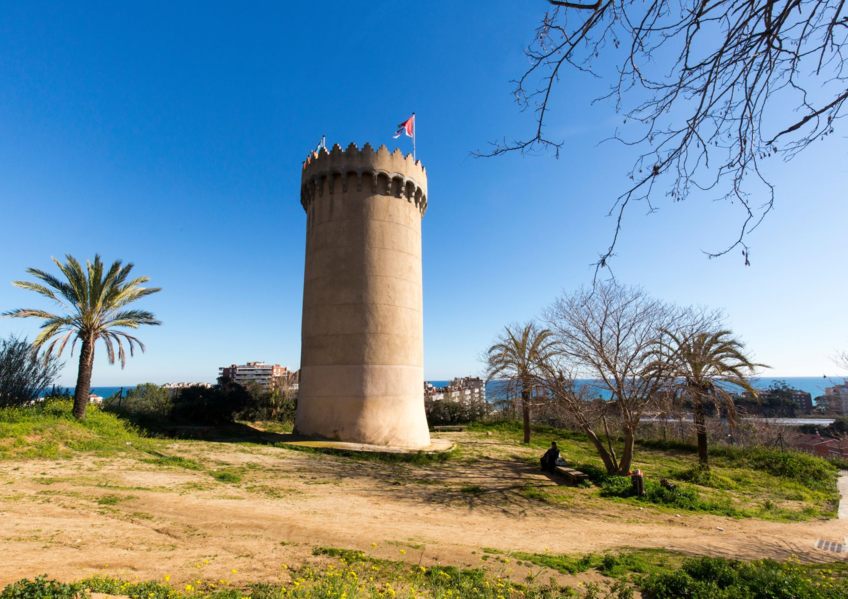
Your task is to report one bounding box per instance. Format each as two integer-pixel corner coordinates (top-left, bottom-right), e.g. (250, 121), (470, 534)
(0, 575), (85, 599)
(712, 446), (838, 492)
(641, 556), (848, 599)
(672, 466), (736, 489)
(597, 474), (740, 516)
(0, 336), (63, 408)
(104, 383), (172, 421)
(425, 395), (491, 426)
(169, 379), (250, 424)
(84, 575), (179, 599)
(212, 470), (241, 484)
(237, 387), (297, 423)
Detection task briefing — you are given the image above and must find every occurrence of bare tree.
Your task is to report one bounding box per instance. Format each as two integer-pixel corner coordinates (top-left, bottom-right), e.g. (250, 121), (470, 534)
(535, 363), (628, 473)
(480, 0), (847, 273)
(835, 350), (848, 372)
(541, 282), (678, 474)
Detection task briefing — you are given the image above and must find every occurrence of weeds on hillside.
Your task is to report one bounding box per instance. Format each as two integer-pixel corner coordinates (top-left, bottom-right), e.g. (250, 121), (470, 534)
(641, 555), (848, 599)
(511, 548), (683, 578)
(4, 551), (848, 599)
(468, 421), (839, 521)
(1, 560), (630, 599)
(0, 399), (156, 459)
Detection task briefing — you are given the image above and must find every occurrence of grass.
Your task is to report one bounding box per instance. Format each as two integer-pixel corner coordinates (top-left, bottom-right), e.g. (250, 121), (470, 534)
(273, 442), (459, 465)
(5, 549), (848, 599)
(468, 421), (840, 521)
(141, 454), (204, 470)
(0, 399), (157, 460)
(640, 555), (848, 599)
(96, 494), (131, 505)
(0, 403), (838, 522)
(212, 470), (242, 484)
(512, 548), (683, 577)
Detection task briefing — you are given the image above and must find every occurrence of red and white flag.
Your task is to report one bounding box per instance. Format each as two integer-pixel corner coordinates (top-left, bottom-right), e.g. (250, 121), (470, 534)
(393, 114), (415, 139)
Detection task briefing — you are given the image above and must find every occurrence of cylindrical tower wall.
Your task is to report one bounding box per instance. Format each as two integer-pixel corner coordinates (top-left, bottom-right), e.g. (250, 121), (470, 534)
(295, 143), (431, 448)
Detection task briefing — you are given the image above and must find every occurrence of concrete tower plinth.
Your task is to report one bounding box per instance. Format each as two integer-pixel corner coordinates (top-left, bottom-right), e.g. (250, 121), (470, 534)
(294, 143), (431, 448)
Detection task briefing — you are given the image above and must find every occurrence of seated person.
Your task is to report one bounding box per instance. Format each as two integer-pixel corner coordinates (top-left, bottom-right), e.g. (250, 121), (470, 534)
(540, 441), (560, 473)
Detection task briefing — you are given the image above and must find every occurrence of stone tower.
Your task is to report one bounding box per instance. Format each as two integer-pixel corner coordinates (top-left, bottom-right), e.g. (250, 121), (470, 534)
(294, 143), (431, 448)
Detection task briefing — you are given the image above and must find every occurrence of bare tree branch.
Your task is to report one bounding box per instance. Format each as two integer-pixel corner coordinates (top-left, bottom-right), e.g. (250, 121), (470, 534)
(477, 0), (847, 275)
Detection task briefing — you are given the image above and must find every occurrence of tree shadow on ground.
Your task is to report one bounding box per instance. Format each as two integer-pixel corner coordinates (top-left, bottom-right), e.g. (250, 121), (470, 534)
(140, 422), (596, 519)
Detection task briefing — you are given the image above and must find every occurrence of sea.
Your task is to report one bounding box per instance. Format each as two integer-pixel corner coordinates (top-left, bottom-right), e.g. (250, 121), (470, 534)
(41, 386), (137, 398)
(427, 376), (840, 402)
(44, 377), (840, 401)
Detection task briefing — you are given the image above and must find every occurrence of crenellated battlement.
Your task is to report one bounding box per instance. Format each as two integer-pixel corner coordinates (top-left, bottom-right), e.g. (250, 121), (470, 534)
(300, 143), (428, 216)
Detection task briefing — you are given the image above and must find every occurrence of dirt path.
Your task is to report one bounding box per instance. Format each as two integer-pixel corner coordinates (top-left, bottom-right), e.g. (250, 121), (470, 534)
(0, 436), (844, 585)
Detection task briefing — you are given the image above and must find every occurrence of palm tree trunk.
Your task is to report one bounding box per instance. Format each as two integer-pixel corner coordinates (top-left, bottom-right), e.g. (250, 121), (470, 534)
(693, 398), (709, 468)
(73, 337), (95, 420)
(521, 389), (531, 444)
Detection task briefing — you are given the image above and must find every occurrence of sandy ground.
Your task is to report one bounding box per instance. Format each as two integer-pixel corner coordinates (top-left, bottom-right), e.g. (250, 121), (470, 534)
(1, 433), (846, 586)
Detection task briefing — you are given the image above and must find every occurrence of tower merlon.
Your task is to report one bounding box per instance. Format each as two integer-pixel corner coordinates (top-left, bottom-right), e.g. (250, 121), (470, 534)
(300, 142), (428, 216)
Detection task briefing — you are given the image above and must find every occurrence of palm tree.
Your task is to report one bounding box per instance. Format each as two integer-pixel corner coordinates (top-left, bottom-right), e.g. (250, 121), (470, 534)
(3, 255), (161, 420)
(650, 329), (765, 469)
(486, 322), (556, 443)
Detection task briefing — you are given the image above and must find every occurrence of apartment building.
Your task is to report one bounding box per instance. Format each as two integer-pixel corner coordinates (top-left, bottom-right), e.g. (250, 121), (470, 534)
(425, 377), (486, 402)
(219, 362), (288, 390)
(825, 383), (848, 415)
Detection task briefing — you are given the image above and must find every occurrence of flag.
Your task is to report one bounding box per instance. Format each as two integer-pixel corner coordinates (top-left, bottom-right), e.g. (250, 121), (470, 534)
(393, 114), (415, 139)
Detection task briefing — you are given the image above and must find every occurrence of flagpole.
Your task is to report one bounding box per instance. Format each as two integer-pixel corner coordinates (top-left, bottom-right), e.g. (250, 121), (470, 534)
(412, 112), (416, 161)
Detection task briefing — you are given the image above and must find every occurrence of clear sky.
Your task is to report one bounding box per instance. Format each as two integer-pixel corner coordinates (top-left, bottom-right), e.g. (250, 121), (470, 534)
(0, 1), (845, 386)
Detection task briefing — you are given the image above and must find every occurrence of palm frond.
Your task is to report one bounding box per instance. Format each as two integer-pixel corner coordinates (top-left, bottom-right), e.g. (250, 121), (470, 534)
(20, 268), (78, 305)
(33, 321), (71, 347)
(2, 308), (62, 320)
(8, 254), (161, 371)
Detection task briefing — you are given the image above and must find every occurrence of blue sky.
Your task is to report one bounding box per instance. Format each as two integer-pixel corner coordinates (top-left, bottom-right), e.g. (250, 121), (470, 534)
(0, 1), (845, 386)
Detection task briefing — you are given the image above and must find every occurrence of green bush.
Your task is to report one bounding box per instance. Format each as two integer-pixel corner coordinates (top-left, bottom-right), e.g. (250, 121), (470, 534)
(0, 576), (86, 599)
(104, 383), (172, 421)
(596, 474), (740, 516)
(236, 385), (297, 423)
(673, 466), (737, 489)
(712, 447), (838, 492)
(85, 575), (179, 599)
(0, 335), (63, 408)
(640, 557), (848, 599)
(212, 470), (241, 484)
(425, 395), (491, 426)
(169, 380), (250, 424)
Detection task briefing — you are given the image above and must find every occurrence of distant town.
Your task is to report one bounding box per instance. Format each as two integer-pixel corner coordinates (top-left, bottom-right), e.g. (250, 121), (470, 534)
(149, 362), (848, 419)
